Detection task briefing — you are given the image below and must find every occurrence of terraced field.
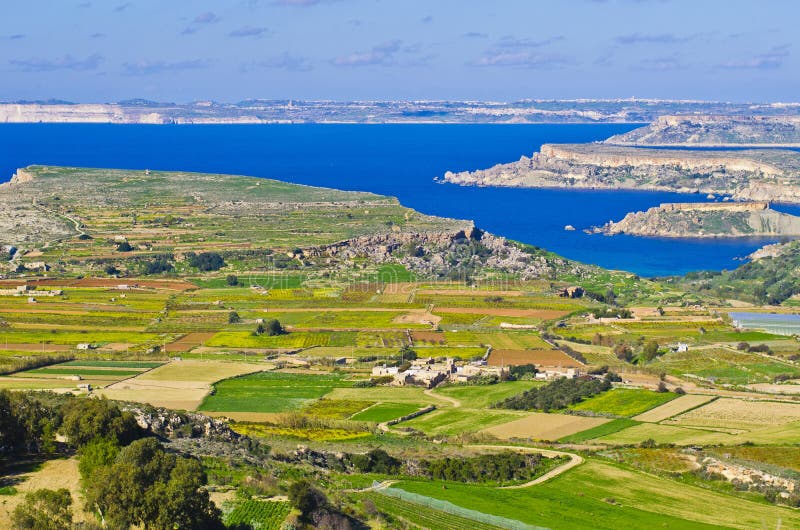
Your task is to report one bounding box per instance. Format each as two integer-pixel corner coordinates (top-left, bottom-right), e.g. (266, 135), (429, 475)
(199, 370), (354, 413)
(570, 388), (677, 417)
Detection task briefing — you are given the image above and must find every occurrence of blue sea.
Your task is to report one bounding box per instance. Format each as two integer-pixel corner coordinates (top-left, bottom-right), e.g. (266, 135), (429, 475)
(0, 123), (795, 277)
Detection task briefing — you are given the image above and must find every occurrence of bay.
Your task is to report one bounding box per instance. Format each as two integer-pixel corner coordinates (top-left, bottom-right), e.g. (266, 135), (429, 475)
(0, 123), (789, 277)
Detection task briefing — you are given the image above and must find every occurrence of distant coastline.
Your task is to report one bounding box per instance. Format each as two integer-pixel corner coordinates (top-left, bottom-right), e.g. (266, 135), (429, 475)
(2, 99), (800, 124)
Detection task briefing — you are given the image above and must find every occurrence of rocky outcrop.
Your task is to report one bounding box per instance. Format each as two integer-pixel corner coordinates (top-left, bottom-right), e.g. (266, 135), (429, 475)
(294, 224), (597, 281)
(595, 201), (800, 238)
(440, 143), (800, 203)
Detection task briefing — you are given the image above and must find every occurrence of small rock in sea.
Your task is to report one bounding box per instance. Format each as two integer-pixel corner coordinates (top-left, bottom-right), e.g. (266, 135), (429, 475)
(564, 224), (576, 231)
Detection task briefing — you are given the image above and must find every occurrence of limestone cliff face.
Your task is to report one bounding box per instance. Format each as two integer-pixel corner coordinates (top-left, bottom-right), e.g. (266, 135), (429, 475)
(597, 202), (800, 238)
(0, 104), (264, 124)
(538, 144), (783, 175)
(441, 143), (800, 203)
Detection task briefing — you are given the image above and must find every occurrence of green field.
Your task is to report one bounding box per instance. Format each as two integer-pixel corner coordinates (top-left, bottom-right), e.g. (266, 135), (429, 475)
(199, 371), (354, 413)
(648, 348), (800, 385)
(559, 418), (641, 443)
(401, 408), (525, 435)
(363, 492), (506, 530)
(396, 459), (800, 529)
(434, 381), (543, 409)
(24, 368), (143, 377)
(223, 500), (290, 529)
(206, 331), (358, 349)
(594, 420), (800, 446)
(570, 388), (677, 418)
(302, 398), (375, 419)
(59, 360), (165, 368)
(350, 402), (422, 423)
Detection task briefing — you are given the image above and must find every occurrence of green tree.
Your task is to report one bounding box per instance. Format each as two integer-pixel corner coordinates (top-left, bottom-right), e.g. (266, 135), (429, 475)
(641, 340), (660, 362)
(188, 252), (226, 271)
(225, 274), (238, 286)
(116, 241), (134, 252)
(228, 311), (241, 324)
(255, 319), (284, 336)
(84, 438), (222, 530)
(0, 390), (26, 455)
(61, 398), (141, 448)
(0, 391), (60, 456)
(78, 437), (120, 481)
(11, 488), (73, 530)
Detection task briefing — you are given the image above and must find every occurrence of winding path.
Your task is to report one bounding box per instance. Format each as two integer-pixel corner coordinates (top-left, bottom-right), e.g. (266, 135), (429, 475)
(467, 444), (584, 488)
(423, 388), (461, 408)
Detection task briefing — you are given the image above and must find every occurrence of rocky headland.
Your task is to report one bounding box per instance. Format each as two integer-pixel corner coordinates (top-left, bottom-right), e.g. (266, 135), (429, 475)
(605, 115), (800, 146)
(594, 201), (800, 238)
(440, 143), (800, 203)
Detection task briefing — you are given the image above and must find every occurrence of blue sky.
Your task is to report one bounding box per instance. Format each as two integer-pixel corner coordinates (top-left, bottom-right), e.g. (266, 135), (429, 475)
(2, 0), (798, 102)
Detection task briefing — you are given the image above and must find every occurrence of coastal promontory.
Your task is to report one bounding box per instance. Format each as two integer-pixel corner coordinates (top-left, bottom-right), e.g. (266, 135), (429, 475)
(594, 201), (800, 238)
(440, 143), (800, 203)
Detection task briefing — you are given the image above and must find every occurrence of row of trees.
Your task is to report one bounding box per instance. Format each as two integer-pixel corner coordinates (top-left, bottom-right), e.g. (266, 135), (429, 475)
(495, 375), (614, 412)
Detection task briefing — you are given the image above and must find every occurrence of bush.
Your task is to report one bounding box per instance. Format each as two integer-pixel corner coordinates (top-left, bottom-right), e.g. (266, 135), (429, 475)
(255, 319), (284, 336)
(188, 252), (226, 271)
(226, 274), (239, 286)
(143, 259), (173, 275)
(115, 241), (133, 252)
(288, 480), (328, 522)
(228, 311), (241, 324)
(350, 449), (401, 474)
(12, 488), (73, 530)
(508, 364), (538, 380)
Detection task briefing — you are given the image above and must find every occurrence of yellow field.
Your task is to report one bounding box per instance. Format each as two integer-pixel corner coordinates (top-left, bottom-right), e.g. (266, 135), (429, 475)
(0, 458), (85, 527)
(482, 412), (610, 441)
(595, 420), (800, 446)
(665, 397), (800, 431)
(632, 394), (716, 423)
(99, 360), (268, 410)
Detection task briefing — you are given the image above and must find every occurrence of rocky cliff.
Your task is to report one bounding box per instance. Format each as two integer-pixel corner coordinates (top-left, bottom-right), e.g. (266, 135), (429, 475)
(440, 143), (800, 203)
(605, 115), (800, 146)
(596, 201), (800, 238)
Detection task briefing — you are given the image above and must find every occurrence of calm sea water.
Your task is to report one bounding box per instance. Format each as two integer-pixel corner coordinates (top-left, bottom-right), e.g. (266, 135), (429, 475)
(0, 123), (793, 277)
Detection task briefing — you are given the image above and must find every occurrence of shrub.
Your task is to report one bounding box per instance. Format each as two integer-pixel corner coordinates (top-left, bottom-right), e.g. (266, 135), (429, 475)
(143, 259), (173, 275)
(12, 488), (73, 530)
(188, 252), (226, 271)
(115, 241), (133, 252)
(226, 274), (239, 286)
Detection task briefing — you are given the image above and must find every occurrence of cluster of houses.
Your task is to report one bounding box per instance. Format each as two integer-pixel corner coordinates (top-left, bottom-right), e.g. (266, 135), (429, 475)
(371, 357), (509, 388)
(0, 284), (62, 303)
